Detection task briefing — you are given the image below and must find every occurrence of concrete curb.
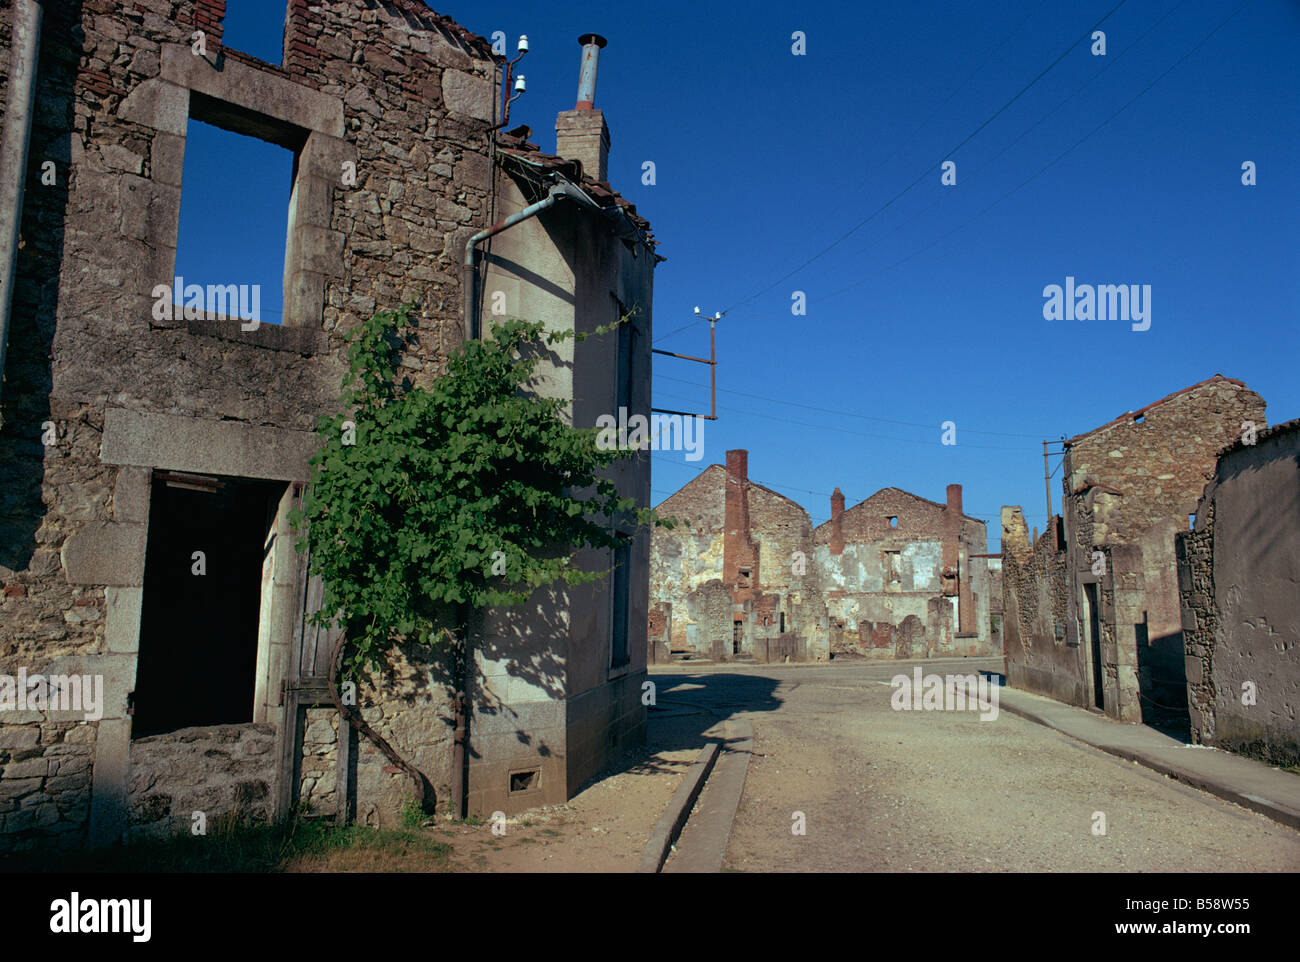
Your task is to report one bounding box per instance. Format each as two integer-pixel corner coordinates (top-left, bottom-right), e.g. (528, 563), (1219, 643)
(997, 697), (1300, 832)
(636, 741), (719, 873)
(662, 717), (754, 873)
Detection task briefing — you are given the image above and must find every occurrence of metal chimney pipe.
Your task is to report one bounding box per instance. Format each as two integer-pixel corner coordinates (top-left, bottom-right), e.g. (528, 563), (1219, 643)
(575, 34), (607, 110)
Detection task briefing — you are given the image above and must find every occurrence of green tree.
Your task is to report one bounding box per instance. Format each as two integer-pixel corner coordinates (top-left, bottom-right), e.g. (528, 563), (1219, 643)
(290, 305), (670, 814)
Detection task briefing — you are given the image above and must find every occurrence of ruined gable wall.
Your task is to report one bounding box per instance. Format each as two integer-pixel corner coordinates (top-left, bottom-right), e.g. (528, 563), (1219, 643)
(746, 484), (824, 659)
(811, 491), (992, 656)
(650, 467), (724, 653)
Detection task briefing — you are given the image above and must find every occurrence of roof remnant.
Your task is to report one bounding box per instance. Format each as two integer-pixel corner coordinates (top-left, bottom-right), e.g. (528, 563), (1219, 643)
(495, 125), (659, 254)
(391, 1), (501, 61)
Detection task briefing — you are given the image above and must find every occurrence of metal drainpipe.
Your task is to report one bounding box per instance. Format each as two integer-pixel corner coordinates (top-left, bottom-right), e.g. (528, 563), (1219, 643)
(453, 176), (604, 815)
(0, 0), (44, 403)
(461, 181), (597, 341)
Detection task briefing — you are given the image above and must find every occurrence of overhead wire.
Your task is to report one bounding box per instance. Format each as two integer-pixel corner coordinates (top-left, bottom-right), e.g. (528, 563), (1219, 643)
(714, 0), (1132, 319)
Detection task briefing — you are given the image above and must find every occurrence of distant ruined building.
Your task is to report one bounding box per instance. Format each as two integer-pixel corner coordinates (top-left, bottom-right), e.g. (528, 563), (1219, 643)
(649, 449), (997, 664)
(649, 451), (827, 665)
(813, 482), (994, 658)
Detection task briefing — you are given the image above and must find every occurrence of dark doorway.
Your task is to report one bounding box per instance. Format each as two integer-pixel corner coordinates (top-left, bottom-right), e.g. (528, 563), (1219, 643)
(732, 621), (743, 656)
(1085, 583), (1104, 710)
(132, 473), (283, 738)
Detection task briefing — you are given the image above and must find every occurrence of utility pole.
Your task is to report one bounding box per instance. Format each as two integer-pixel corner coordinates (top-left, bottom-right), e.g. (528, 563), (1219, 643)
(651, 307), (720, 421)
(1043, 440), (1053, 521)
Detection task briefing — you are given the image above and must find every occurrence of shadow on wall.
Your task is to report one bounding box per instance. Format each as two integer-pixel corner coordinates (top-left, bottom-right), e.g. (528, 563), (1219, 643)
(0, 3), (81, 576)
(1135, 624), (1192, 742)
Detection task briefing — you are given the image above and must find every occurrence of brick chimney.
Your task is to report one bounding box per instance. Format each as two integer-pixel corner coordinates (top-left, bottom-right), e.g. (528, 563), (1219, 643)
(830, 487), (845, 555)
(943, 484), (976, 636)
(556, 34), (610, 183)
(723, 450), (757, 595)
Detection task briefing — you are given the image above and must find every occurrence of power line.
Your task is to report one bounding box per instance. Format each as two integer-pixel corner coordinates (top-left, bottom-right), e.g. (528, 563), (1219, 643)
(868, 1), (1050, 176)
(874, 0), (1257, 277)
(714, 0), (1131, 319)
(654, 374), (1045, 440)
(745, 0), (1192, 313)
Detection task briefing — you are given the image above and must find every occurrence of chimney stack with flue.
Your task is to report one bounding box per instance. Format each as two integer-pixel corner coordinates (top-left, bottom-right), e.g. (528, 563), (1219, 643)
(556, 34), (610, 182)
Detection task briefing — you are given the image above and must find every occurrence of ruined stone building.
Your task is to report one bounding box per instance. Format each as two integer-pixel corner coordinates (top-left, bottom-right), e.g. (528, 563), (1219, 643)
(1178, 418), (1299, 767)
(649, 452), (997, 663)
(1002, 375), (1267, 724)
(649, 450), (828, 664)
(813, 483), (995, 658)
(0, 0), (658, 850)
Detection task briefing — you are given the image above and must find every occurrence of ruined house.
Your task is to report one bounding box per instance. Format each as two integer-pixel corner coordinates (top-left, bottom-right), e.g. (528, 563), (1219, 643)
(812, 483), (994, 658)
(1002, 375), (1266, 724)
(649, 450), (828, 664)
(1178, 417), (1299, 767)
(0, 0), (658, 850)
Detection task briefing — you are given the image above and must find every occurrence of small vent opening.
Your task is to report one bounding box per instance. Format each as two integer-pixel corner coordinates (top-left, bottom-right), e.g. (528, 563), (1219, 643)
(509, 769), (539, 794)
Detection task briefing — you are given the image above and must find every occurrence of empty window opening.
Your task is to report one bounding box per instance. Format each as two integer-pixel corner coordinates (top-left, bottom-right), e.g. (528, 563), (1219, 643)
(779, 611), (786, 634)
(1133, 413), (1145, 423)
(888, 516), (898, 528)
(219, 0), (287, 65)
(737, 567), (752, 588)
(1188, 513), (1195, 530)
(174, 113), (297, 327)
(133, 473), (285, 738)
(883, 550), (900, 584)
(610, 541), (630, 668)
(509, 769), (539, 794)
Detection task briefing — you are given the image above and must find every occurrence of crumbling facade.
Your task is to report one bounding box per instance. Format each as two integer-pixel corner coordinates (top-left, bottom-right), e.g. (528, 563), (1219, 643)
(1002, 375), (1267, 723)
(649, 455), (996, 663)
(649, 450), (827, 664)
(1177, 418), (1299, 766)
(812, 484), (995, 658)
(0, 0), (657, 850)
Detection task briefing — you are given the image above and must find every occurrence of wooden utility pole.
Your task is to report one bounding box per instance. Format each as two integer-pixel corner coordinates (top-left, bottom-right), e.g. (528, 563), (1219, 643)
(1043, 440), (1053, 521)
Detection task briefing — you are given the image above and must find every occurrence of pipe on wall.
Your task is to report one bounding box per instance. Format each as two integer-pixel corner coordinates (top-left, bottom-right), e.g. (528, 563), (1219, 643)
(461, 180), (601, 341)
(0, 0), (45, 404)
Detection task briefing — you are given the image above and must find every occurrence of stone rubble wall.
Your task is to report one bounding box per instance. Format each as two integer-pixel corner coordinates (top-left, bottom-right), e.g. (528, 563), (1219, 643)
(0, 0), (499, 847)
(0, 721), (95, 852)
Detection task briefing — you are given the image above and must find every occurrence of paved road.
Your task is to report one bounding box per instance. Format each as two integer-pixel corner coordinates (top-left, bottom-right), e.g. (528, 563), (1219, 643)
(651, 659), (1300, 872)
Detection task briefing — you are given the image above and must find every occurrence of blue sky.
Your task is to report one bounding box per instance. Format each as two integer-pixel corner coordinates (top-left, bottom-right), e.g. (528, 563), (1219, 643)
(185, 0), (1300, 548)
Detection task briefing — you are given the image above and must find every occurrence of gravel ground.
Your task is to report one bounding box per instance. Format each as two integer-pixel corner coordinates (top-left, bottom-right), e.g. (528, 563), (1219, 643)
(437, 708), (709, 872)
(654, 663), (1300, 873)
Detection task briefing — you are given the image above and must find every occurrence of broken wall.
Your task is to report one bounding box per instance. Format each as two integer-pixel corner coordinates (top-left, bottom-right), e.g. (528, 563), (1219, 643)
(0, 0), (501, 849)
(1063, 376), (1266, 721)
(1178, 420), (1300, 766)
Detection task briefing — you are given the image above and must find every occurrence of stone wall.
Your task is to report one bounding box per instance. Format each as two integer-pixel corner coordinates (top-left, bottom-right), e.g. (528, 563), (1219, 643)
(0, 0), (501, 847)
(1001, 510), (1075, 703)
(125, 722), (276, 843)
(1179, 420), (1300, 766)
(1062, 375), (1266, 721)
(0, 721), (95, 852)
(649, 458), (825, 662)
(812, 486), (993, 657)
